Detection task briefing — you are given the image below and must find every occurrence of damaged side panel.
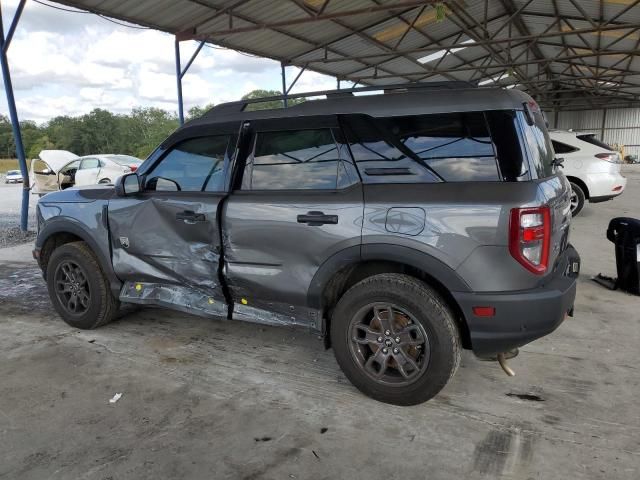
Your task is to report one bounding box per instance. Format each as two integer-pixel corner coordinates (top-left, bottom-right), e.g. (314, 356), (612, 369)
(108, 193), (227, 309)
(222, 186), (364, 330)
(119, 281), (228, 318)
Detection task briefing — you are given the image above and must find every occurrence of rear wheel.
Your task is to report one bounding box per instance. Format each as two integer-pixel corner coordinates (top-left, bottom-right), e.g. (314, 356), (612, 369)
(46, 242), (119, 329)
(331, 273), (461, 406)
(98, 178), (112, 184)
(569, 181), (586, 217)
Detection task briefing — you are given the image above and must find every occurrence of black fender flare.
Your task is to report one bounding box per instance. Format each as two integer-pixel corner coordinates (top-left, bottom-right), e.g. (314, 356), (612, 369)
(36, 218), (122, 295)
(307, 243), (471, 310)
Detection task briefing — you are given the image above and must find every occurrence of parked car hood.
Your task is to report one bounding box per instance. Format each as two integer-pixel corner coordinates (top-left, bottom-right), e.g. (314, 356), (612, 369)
(34, 150), (79, 173)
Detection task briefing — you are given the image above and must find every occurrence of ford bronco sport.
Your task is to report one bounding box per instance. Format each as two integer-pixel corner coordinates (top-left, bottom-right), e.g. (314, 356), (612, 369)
(34, 83), (580, 405)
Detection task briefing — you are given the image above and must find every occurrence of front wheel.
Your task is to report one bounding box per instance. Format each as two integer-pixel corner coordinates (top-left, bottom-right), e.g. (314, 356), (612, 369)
(331, 273), (461, 406)
(46, 242), (120, 329)
(569, 181), (586, 217)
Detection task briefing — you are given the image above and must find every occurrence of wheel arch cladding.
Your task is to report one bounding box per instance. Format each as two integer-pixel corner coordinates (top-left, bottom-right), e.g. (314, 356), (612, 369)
(308, 244), (472, 349)
(37, 220), (121, 295)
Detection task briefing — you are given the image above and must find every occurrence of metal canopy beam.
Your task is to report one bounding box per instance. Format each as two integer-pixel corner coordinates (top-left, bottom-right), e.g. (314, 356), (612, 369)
(48, 0), (640, 109)
(296, 23), (640, 65)
(201, 1), (439, 36)
(0, 0), (28, 231)
(175, 38), (206, 125)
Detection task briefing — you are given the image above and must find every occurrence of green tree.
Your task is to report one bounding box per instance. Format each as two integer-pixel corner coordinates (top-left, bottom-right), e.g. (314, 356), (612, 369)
(27, 134), (55, 159)
(241, 89), (305, 111)
(0, 115), (16, 158)
(128, 107), (179, 158)
(187, 104), (214, 121)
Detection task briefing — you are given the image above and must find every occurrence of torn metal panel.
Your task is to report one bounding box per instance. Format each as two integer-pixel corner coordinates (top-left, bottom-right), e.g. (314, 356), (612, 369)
(108, 193), (226, 301)
(120, 281), (228, 318)
(232, 302), (321, 333)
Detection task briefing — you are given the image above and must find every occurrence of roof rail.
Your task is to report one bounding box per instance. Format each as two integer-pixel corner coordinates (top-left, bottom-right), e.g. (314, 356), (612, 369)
(206, 81), (475, 115)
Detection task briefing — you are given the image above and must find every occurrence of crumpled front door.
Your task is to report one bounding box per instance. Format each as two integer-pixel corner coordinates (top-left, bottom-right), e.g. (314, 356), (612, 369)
(108, 193), (227, 316)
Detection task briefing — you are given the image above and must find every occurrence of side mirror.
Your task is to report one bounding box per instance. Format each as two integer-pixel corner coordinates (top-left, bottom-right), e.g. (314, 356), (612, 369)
(115, 173), (140, 196)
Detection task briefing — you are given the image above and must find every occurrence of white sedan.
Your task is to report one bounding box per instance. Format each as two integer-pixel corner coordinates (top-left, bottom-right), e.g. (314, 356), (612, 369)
(32, 151), (143, 195)
(549, 130), (627, 216)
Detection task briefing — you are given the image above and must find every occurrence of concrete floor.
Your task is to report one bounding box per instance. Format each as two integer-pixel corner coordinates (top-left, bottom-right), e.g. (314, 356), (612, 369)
(0, 168), (638, 480)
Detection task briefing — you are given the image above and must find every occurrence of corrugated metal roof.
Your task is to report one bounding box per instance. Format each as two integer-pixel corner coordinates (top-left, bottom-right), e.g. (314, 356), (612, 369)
(52, 0), (640, 110)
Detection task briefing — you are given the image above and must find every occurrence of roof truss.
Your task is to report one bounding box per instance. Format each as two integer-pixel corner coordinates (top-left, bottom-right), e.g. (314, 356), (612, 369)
(52, 0), (640, 110)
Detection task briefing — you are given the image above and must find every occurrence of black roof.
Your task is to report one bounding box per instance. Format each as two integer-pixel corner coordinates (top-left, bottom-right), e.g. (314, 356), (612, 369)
(186, 83), (533, 129)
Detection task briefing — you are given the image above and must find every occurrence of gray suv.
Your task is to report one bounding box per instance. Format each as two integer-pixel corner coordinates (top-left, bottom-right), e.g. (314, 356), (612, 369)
(33, 84), (580, 405)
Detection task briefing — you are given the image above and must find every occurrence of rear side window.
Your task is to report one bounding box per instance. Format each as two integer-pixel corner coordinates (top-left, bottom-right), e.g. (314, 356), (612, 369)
(517, 110), (555, 178)
(80, 158), (100, 170)
(551, 140), (578, 154)
(145, 135), (232, 192)
(577, 134), (613, 151)
(241, 128), (358, 190)
(342, 113), (501, 183)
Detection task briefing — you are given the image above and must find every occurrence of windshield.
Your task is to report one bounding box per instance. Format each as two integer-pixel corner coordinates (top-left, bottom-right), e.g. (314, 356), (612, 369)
(7, 170), (20, 175)
(517, 110), (555, 178)
(576, 134), (613, 151)
(105, 155), (142, 166)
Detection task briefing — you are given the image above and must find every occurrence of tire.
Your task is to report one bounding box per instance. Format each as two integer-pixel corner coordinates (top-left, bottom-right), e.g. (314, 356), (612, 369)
(98, 178), (112, 184)
(331, 273), (461, 406)
(569, 181), (586, 217)
(46, 241), (119, 329)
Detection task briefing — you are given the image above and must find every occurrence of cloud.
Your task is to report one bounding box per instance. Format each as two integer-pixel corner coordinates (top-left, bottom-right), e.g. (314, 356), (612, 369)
(0, 0), (341, 123)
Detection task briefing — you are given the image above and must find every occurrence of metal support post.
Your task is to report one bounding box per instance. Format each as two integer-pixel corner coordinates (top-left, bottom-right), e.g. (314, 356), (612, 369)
(175, 37), (184, 125)
(176, 38), (205, 125)
(281, 63), (288, 108)
(0, 0), (28, 231)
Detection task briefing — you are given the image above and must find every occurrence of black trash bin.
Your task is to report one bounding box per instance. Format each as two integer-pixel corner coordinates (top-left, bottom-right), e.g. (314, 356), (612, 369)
(606, 217), (640, 295)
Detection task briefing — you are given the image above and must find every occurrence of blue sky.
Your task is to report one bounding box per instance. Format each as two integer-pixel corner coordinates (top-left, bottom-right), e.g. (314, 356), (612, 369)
(0, 0), (340, 123)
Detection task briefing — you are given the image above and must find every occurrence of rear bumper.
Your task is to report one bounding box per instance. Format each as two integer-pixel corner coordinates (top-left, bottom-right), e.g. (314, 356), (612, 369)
(453, 245), (580, 356)
(586, 172), (627, 200)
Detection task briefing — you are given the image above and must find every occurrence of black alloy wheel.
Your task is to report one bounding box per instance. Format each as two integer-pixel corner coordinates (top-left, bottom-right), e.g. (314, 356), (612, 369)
(54, 259), (91, 316)
(349, 303), (430, 386)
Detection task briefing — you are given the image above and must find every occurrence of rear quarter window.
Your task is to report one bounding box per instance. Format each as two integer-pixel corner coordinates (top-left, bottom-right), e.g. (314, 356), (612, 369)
(551, 140), (579, 154)
(517, 110), (555, 178)
(342, 112), (502, 183)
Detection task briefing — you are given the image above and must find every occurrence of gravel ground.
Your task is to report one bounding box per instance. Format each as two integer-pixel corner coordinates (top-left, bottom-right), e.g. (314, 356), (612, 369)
(0, 181), (38, 248)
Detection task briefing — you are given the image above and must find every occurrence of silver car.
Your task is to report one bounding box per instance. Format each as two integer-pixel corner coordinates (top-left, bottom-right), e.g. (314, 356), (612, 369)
(4, 169), (23, 183)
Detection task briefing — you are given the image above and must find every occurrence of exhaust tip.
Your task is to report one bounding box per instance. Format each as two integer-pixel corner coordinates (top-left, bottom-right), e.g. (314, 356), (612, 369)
(497, 352), (516, 377)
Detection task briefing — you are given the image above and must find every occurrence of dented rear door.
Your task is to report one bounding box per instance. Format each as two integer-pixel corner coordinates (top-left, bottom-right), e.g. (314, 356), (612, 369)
(223, 117), (363, 328)
(107, 130), (238, 314)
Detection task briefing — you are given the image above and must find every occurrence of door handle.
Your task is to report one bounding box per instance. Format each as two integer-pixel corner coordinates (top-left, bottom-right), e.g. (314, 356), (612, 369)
(176, 210), (206, 223)
(297, 211), (338, 226)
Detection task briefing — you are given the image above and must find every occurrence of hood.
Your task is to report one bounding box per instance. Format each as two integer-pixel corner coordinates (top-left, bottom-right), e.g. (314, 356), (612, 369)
(36, 150), (79, 172)
(38, 185), (115, 203)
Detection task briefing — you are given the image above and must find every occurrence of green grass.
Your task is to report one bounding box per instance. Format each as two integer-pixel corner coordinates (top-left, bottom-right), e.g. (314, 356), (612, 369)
(0, 159), (28, 174)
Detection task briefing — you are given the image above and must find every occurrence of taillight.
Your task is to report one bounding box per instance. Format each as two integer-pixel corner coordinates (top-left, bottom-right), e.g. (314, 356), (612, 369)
(129, 165), (138, 172)
(595, 152), (620, 163)
(509, 206), (551, 275)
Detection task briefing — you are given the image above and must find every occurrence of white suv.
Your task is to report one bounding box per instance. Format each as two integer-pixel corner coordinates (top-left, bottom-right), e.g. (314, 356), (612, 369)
(549, 130), (627, 216)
